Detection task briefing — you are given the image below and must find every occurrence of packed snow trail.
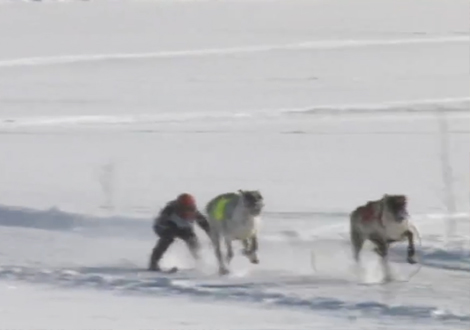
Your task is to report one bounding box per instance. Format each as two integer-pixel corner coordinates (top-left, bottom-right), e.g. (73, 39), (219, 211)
(0, 205), (469, 328)
(0, 36), (467, 69)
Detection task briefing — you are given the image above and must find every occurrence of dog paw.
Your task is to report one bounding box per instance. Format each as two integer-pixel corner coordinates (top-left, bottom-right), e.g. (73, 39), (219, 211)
(218, 268), (230, 276)
(250, 258), (259, 264)
(407, 257), (417, 264)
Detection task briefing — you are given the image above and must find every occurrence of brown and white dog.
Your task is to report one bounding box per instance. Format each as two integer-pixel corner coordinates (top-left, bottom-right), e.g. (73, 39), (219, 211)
(349, 194), (417, 279)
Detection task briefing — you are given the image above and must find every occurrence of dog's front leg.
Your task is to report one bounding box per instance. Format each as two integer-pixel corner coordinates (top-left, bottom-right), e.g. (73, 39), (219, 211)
(404, 230), (417, 264)
(211, 230), (229, 275)
(224, 238), (234, 264)
(375, 239), (393, 282)
(248, 234), (259, 264)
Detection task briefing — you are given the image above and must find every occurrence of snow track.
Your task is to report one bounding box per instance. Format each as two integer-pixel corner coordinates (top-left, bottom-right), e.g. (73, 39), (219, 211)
(0, 205), (469, 327)
(0, 36), (466, 69)
(1, 98), (469, 131)
(0, 264), (468, 324)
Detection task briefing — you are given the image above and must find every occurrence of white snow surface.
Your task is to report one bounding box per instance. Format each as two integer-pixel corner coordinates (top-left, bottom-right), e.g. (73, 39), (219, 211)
(0, 0), (469, 329)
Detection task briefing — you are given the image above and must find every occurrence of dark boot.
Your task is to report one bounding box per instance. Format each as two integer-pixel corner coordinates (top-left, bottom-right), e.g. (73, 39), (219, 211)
(149, 237), (174, 271)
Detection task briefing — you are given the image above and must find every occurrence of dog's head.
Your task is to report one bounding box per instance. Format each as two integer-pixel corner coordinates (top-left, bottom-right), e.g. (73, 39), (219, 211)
(384, 194), (408, 222)
(239, 190), (264, 216)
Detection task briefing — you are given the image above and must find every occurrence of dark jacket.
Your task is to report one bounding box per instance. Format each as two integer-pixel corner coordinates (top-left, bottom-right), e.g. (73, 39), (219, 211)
(153, 201), (210, 236)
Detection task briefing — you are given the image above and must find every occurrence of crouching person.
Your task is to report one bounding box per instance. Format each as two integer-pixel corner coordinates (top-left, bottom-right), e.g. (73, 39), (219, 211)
(149, 193), (211, 271)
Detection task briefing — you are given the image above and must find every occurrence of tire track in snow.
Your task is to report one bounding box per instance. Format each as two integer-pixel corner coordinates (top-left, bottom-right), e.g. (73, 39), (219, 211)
(0, 36), (467, 68)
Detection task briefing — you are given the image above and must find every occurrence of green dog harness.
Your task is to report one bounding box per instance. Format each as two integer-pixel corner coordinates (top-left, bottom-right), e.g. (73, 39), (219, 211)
(208, 193), (239, 222)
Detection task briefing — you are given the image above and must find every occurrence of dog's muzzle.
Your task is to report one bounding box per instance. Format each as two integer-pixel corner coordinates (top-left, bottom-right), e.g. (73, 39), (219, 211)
(396, 210), (408, 222)
(249, 202), (263, 216)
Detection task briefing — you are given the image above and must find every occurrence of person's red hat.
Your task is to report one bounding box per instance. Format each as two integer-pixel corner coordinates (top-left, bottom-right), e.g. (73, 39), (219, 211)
(177, 193), (196, 208)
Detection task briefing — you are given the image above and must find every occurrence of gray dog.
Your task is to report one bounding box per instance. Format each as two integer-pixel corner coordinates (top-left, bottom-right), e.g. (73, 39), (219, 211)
(350, 194), (417, 281)
(205, 190), (264, 275)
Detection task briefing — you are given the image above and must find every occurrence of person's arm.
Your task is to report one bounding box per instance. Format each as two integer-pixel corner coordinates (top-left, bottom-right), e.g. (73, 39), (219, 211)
(195, 210), (211, 236)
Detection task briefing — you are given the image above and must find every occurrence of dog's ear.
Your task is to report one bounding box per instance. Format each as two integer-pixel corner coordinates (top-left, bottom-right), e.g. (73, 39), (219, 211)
(397, 195), (407, 203)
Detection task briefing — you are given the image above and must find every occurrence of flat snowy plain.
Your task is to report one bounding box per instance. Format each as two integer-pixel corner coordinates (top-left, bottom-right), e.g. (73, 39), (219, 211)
(0, 0), (469, 329)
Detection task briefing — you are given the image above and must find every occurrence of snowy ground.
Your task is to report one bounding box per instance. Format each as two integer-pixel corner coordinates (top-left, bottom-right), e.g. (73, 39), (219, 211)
(0, 0), (469, 329)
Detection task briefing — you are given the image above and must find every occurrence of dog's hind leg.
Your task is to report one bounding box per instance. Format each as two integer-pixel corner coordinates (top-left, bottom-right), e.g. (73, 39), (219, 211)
(351, 228), (365, 263)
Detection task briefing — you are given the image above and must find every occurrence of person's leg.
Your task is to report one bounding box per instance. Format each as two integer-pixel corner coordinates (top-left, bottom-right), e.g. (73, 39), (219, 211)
(149, 226), (176, 271)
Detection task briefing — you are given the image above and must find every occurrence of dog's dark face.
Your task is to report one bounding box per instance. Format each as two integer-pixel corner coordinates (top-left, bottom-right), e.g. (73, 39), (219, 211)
(385, 195), (408, 222)
(240, 190), (264, 216)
